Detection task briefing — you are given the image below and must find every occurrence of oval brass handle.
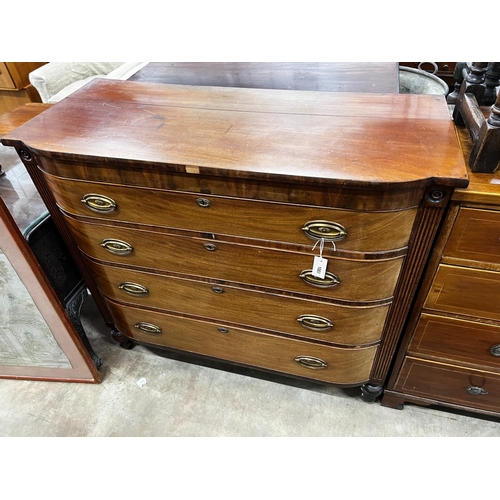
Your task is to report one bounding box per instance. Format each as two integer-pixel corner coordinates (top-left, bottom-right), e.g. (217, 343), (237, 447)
(101, 238), (134, 255)
(299, 270), (340, 288)
(196, 198), (211, 208)
(490, 344), (500, 356)
(466, 386), (488, 396)
(212, 286), (224, 294)
(295, 356), (328, 370)
(119, 282), (149, 296)
(204, 243), (217, 251)
(302, 220), (347, 242)
(297, 314), (334, 331)
(81, 193), (117, 213)
(217, 327), (229, 334)
(134, 322), (162, 335)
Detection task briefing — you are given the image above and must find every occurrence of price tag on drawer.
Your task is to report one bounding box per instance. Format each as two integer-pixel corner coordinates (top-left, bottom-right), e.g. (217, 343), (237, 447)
(311, 237), (330, 278)
(312, 256), (328, 278)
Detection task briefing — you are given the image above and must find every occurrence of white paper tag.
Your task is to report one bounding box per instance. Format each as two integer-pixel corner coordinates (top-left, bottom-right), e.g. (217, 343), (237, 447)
(312, 256), (328, 279)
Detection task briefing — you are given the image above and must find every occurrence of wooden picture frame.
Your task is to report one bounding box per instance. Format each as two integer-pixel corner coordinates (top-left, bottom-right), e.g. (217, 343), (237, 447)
(0, 196), (100, 383)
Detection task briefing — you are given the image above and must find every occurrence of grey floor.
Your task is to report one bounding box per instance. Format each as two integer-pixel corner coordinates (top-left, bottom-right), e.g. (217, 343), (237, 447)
(1, 292), (500, 437)
(1, 145), (500, 437)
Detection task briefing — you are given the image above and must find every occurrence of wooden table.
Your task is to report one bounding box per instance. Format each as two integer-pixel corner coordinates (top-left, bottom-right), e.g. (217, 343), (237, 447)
(128, 62), (399, 93)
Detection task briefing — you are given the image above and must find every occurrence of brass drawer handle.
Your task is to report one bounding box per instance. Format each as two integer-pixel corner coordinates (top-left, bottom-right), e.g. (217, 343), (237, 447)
(134, 322), (162, 335)
(297, 314), (334, 331)
(217, 327), (229, 333)
(119, 282), (149, 296)
(196, 198), (211, 208)
(101, 238), (134, 255)
(299, 270), (340, 288)
(81, 193), (117, 213)
(212, 286), (225, 294)
(466, 386), (488, 396)
(204, 243), (217, 251)
(490, 344), (500, 357)
(302, 220), (347, 242)
(295, 356), (328, 370)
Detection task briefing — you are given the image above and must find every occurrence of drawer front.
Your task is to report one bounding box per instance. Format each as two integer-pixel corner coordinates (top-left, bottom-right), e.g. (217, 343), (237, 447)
(45, 173), (416, 252)
(105, 300), (378, 385)
(444, 208), (500, 265)
(66, 218), (403, 302)
(425, 264), (500, 321)
(86, 259), (389, 345)
(409, 313), (500, 371)
(394, 358), (500, 413)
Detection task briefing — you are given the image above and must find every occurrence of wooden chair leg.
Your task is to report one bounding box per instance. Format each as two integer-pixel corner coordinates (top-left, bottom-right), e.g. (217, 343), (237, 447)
(452, 62), (488, 125)
(484, 62), (500, 106)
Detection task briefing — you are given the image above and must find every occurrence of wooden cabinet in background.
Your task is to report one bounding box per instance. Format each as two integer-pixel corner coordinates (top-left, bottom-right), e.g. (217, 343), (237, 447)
(383, 125), (500, 418)
(0, 62), (46, 115)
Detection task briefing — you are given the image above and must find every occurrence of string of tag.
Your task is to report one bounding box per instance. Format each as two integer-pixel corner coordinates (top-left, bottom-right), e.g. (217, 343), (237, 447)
(311, 238), (336, 278)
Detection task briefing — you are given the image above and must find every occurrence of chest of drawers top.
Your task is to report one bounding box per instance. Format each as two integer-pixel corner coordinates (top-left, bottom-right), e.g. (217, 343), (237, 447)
(2, 79), (468, 191)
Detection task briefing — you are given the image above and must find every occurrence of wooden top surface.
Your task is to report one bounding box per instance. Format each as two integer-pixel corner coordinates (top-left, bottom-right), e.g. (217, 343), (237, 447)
(128, 62), (400, 94)
(0, 103), (52, 136)
(1, 79), (468, 189)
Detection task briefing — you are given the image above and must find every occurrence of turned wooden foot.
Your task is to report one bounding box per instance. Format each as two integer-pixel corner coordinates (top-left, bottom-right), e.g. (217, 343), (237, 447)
(360, 384), (384, 403)
(111, 328), (135, 349)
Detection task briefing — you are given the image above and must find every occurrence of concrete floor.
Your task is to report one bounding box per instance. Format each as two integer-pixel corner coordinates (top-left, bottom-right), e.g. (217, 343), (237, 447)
(1, 295), (500, 437)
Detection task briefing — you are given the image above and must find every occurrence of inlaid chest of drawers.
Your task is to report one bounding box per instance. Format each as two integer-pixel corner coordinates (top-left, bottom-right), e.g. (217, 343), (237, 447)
(1, 79), (468, 399)
(383, 125), (500, 416)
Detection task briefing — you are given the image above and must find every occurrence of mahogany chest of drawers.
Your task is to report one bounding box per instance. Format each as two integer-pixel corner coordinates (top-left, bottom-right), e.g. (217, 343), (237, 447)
(383, 127), (500, 417)
(1, 80), (467, 398)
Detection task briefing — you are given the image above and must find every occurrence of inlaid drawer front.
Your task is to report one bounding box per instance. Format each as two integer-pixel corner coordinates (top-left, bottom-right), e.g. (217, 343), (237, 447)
(394, 358), (500, 413)
(444, 208), (500, 265)
(45, 173), (417, 252)
(105, 300), (378, 385)
(425, 264), (500, 321)
(66, 218), (403, 302)
(86, 259), (389, 345)
(409, 313), (500, 371)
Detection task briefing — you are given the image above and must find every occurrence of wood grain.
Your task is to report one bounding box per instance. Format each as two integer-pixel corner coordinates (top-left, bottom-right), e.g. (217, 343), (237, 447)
(43, 172), (417, 253)
(127, 62), (400, 94)
(86, 257), (390, 346)
(105, 298), (378, 386)
(65, 215), (404, 303)
(393, 358), (500, 413)
(408, 313), (500, 372)
(425, 264), (500, 321)
(1, 80), (468, 190)
(442, 207), (500, 267)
